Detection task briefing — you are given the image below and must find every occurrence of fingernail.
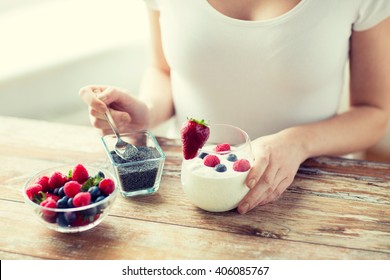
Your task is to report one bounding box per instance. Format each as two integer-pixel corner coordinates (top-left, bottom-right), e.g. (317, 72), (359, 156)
(247, 179), (256, 189)
(239, 202), (249, 214)
(97, 92), (107, 101)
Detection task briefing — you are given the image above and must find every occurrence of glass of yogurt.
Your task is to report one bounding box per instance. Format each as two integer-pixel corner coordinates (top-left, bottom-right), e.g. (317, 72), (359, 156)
(181, 124), (253, 212)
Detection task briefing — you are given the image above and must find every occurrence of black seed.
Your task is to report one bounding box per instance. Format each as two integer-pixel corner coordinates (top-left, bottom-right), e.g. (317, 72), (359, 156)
(110, 147), (161, 192)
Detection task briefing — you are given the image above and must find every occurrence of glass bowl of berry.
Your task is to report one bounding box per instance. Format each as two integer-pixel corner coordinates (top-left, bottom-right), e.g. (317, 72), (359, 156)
(181, 121), (254, 212)
(22, 164), (118, 233)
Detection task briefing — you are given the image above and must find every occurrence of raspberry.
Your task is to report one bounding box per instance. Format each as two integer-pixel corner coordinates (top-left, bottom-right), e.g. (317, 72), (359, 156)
(35, 176), (50, 192)
(64, 181), (81, 198)
(73, 192), (91, 207)
(71, 213), (90, 227)
(48, 171), (67, 189)
(203, 154), (220, 167)
(45, 193), (60, 202)
(215, 143), (231, 153)
(99, 178), (115, 195)
(233, 159), (251, 172)
(72, 164), (89, 183)
(25, 184), (43, 201)
(40, 198), (57, 218)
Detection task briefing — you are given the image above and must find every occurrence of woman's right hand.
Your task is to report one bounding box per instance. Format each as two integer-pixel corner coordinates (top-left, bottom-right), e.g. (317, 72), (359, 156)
(79, 85), (151, 135)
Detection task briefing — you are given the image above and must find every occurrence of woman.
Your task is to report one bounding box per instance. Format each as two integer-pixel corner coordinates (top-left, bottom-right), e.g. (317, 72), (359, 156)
(80, 0), (390, 214)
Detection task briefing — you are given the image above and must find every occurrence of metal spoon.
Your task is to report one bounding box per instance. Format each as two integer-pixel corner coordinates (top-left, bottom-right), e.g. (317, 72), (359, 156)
(94, 89), (138, 160)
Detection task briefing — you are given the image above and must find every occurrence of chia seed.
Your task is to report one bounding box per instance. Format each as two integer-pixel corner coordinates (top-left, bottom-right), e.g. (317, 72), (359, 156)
(110, 146), (161, 192)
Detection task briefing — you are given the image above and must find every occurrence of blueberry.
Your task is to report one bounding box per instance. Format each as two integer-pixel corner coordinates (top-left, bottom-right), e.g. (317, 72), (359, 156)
(95, 195), (107, 203)
(95, 195), (108, 212)
(56, 213), (69, 227)
(57, 196), (69, 208)
(67, 197), (74, 208)
(88, 186), (101, 200)
(227, 154), (238, 162)
(58, 186), (65, 198)
(97, 171), (105, 178)
(64, 211), (77, 224)
(215, 164), (227, 172)
(53, 188), (60, 196)
(198, 152), (208, 159)
(82, 206), (97, 217)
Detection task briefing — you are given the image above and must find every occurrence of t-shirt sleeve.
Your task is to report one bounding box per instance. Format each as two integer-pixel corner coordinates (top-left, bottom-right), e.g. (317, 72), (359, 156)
(353, 0), (390, 31)
(143, 0), (160, 10)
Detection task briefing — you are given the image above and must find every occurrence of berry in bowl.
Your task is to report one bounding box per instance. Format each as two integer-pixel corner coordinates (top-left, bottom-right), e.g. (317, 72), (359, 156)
(23, 164), (118, 233)
(181, 120), (253, 212)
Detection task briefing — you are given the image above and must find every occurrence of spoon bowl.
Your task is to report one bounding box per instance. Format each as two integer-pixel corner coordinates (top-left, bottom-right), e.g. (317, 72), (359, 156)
(103, 109), (138, 160)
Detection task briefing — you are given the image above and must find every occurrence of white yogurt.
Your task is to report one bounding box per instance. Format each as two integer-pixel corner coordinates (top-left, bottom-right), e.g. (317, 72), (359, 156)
(181, 146), (250, 212)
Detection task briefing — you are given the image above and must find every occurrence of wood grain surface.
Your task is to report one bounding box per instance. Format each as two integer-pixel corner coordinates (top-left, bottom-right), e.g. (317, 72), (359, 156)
(0, 116), (389, 260)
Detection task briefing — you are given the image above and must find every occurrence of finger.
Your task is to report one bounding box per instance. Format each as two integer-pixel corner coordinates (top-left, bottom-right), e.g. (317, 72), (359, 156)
(246, 146), (270, 189)
(90, 115), (111, 131)
(96, 86), (132, 107)
(107, 108), (132, 133)
(238, 163), (280, 214)
(258, 176), (290, 206)
(238, 182), (266, 214)
(89, 106), (106, 120)
(79, 86), (107, 112)
(254, 167), (284, 205)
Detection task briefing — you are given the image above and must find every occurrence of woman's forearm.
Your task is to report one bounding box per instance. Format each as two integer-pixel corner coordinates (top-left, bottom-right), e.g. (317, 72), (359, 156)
(282, 105), (390, 159)
(138, 66), (174, 129)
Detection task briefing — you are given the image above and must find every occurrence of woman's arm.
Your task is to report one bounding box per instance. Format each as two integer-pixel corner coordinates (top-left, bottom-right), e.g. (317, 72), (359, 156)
(139, 9), (174, 129)
(79, 8), (173, 134)
(238, 17), (390, 214)
(295, 16), (390, 158)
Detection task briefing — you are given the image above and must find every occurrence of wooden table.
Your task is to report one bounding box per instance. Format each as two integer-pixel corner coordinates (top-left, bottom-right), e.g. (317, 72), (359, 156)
(0, 116), (389, 260)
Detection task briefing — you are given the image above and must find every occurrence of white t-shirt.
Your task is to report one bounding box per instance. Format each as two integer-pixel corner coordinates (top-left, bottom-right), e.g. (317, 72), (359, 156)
(144, 0), (390, 139)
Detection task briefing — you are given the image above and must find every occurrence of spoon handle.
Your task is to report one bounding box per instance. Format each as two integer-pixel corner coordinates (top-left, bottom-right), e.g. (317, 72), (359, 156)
(104, 110), (121, 139)
(93, 88), (121, 138)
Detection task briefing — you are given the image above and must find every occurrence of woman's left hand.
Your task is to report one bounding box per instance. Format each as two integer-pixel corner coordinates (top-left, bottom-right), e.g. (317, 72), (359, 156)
(237, 130), (308, 214)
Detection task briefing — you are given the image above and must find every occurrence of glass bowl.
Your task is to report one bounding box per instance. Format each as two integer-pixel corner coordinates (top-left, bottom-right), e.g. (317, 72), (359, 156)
(22, 165), (118, 233)
(181, 124), (254, 212)
(101, 130), (165, 197)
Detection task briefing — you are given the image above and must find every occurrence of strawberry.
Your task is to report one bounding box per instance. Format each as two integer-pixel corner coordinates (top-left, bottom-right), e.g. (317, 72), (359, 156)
(48, 171), (67, 189)
(73, 192), (91, 207)
(35, 176), (50, 192)
(99, 178), (115, 195)
(215, 143), (231, 153)
(203, 154), (220, 167)
(26, 184), (43, 201)
(64, 181), (81, 198)
(180, 118), (210, 160)
(72, 164), (89, 183)
(233, 159), (251, 172)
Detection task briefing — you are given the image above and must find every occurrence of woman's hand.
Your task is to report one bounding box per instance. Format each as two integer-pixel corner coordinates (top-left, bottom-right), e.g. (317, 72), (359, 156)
(79, 85), (150, 135)
(237, 129), (308, 214)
